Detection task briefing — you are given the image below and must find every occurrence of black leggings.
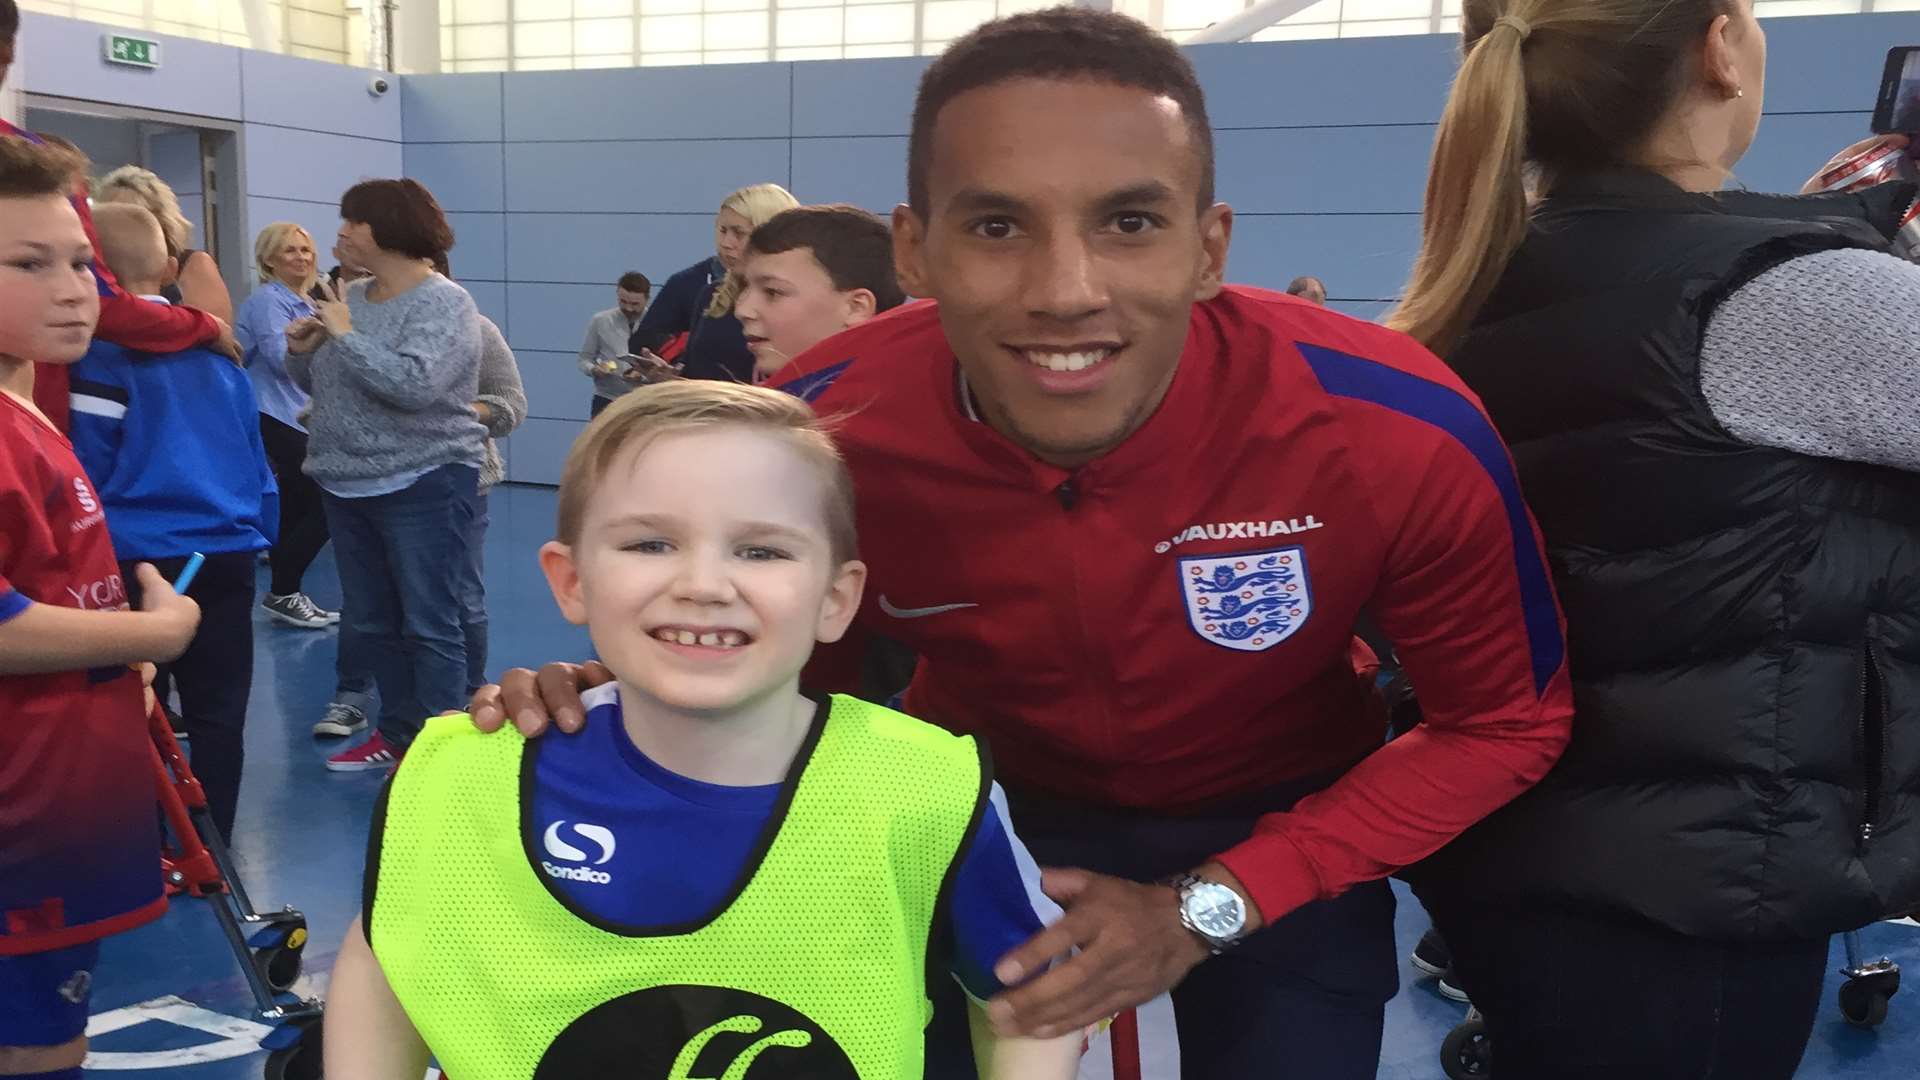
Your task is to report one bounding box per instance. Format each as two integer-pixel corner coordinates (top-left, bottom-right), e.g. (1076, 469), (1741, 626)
(259, 414), (329, 596)
(124, 552), (255, 839)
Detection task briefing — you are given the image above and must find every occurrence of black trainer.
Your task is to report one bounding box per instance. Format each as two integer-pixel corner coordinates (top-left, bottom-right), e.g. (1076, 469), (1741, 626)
(1412, 926), (1472, 1002)
(1411, 926), (1451, 976)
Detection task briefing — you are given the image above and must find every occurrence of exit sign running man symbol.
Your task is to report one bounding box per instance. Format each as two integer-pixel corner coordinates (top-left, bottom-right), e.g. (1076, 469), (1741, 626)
(103, 35), (160, 68)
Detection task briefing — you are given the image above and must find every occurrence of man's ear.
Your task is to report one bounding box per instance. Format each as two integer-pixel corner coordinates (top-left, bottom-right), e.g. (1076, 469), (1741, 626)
(892, 204), (931, 299)
(1194, 203), (1234, 302)
(816, 559), (868, 644)
(539, 541), (589, 626)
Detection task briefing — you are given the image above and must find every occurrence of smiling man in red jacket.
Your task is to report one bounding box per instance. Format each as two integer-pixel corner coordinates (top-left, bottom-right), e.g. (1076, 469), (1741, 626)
(0, 2), (238, 430)
(480, 9), (1573, 1075)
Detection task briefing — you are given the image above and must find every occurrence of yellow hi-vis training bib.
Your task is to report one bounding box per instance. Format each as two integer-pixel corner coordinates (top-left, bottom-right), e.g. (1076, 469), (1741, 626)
(368, 696), (986, 1080)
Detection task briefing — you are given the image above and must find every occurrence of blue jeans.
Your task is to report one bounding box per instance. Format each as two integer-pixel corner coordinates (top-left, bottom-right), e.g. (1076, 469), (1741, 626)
(322, 464), (478, 748)
(334, 490), (487, 709)
(456, 490), (491, 695)
(332, 616), (376, 718)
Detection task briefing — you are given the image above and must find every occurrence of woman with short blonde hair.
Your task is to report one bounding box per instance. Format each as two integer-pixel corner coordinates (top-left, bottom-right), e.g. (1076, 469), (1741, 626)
(632, 182), (798, 383)
(253, 221), (319, 294)
(94, 164), (233, 323)
(233, 221), (336, 629)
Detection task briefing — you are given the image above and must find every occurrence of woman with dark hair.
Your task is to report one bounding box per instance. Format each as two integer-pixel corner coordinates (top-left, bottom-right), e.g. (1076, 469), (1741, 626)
(286, 178), (484, 772)
(1394, 1), (1920, 1075)
(314, 252), (525, 744)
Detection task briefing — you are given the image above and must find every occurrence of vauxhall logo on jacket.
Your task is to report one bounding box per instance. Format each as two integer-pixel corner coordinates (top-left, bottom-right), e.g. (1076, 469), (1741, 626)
(1153, 514), (1324, 554)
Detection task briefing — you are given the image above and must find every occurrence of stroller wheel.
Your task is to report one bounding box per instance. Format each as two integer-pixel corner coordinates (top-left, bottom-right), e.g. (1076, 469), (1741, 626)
(262, 1016), (323, 1080)
(1839, 976), (1894, 1029)
(1441, 1017), (1492, 1079)
(254, 926), (308, 994)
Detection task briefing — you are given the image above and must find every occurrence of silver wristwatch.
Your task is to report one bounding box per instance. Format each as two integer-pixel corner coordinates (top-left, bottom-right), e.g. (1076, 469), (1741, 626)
(1169, 872), (1250, 954)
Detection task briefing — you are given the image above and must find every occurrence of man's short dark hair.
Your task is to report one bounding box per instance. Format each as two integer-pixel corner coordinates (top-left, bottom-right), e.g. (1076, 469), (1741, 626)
(617, 271), (651, 295)
(907, 7), (1214, 217)
(1287, 275), (1326, 297)
(338, 178), (454, 261)
(748, 204), (906, 313)
(0, 1), (18, 47)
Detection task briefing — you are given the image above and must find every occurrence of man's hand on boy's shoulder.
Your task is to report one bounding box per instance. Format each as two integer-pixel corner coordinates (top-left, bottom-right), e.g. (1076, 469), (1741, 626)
(468, 659), (613, 736)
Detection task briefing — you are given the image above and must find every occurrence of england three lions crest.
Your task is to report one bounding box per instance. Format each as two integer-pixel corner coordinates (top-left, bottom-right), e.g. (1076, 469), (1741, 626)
(1179, 547), (1312, 652)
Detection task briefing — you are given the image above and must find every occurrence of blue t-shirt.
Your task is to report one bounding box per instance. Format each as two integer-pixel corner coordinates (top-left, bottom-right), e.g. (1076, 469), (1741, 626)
(526, 684), (1059, 999)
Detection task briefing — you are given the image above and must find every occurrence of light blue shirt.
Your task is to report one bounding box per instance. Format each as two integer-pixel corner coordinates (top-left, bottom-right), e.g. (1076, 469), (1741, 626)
(235, 280), (315, 432)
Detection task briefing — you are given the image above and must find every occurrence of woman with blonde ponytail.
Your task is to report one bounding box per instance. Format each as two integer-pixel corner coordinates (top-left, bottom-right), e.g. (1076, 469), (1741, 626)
(634, 182), (798, 382)
(1405, 1), (1920, 1075)
(1387, 5), (1537, 355)
(95, 164), (234, 323)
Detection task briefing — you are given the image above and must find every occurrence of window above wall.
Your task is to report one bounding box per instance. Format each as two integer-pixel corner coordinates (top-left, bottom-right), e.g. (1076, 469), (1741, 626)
(438, 0), (1920, 70)
(20, 0), (367, 64)
(23, 0), (1920, 72)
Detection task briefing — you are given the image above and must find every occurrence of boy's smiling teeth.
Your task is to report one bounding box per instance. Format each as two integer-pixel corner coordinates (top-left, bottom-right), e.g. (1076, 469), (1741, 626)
(653, 628), (749, 648)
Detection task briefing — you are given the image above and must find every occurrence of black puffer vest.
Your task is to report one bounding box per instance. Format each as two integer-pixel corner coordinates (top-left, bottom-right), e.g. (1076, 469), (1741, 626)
(1422, 170), (1920, 940)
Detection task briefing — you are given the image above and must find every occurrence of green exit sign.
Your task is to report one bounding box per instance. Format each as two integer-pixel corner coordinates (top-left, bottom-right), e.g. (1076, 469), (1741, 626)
(102, 34), (160, 69)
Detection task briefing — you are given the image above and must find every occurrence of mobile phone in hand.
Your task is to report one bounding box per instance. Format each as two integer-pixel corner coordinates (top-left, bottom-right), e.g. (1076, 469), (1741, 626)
(619, 352), (679, 383)
(1872, 47), (1920, 134)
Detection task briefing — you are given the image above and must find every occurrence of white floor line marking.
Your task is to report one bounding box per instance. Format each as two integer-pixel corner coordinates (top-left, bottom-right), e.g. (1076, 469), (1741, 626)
(84, 995), (273, 1070)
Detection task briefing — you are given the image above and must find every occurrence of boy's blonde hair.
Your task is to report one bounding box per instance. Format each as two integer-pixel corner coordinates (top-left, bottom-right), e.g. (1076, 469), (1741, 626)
(556, 381), (857, 565)
(94, 165), (194, 260)
(253, 222), (318, 293)
(91, 202), (170, 289)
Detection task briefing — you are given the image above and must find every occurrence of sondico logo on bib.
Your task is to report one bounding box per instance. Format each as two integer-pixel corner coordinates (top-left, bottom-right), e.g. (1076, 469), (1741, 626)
(541, 820), (616, 885)
(535, 985), (858, 1079)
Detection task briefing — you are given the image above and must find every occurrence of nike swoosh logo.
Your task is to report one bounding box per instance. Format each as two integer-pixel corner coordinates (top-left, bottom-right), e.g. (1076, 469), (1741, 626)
(878, 596), (979, 619)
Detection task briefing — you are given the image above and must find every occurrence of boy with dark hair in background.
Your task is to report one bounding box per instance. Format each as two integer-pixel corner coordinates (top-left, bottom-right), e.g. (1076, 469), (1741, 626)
(735, 203), (908, 382)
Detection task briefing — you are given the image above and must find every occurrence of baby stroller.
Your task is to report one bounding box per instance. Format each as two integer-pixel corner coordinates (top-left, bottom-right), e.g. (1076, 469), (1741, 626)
(1437, 929), (1903, 1079)
(149, 696), (325, 1078)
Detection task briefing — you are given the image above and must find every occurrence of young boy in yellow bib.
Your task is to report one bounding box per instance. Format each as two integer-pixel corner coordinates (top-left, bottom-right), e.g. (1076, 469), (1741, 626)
(324, 380), (1082, 1078)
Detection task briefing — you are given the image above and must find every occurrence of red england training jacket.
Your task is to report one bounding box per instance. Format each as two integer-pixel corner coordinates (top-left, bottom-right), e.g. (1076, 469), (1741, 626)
(771, 286), (1574, 921)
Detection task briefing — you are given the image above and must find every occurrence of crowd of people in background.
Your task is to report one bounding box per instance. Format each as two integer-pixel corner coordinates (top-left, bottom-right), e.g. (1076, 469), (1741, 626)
(4, 1), (1919, 1079)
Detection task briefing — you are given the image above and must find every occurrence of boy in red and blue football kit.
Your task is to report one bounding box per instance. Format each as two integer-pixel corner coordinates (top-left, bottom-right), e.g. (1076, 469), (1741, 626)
(0, 137), (200, 1080)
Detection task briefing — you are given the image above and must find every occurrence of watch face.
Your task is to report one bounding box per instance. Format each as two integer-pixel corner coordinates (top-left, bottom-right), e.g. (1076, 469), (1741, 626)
(1185, 881), (1246, 939)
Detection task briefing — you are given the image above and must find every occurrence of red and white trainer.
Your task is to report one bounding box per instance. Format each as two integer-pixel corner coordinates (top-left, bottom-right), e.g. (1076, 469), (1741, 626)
(325, 731), (401, 772)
